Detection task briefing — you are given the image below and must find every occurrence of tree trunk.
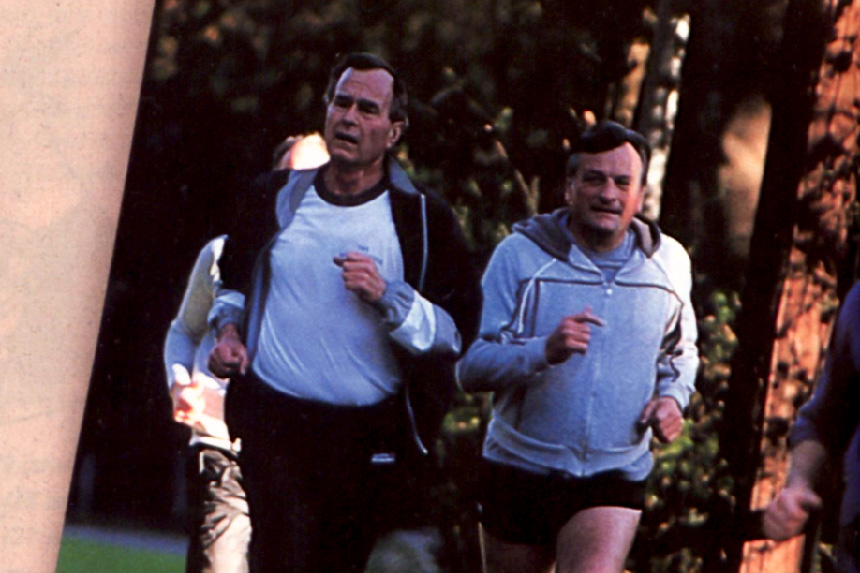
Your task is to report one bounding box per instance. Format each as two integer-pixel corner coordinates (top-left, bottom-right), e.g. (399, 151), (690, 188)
(603, 0), (690, 222)
(634, 0), (689, 222)
(716, 0), (860, 571)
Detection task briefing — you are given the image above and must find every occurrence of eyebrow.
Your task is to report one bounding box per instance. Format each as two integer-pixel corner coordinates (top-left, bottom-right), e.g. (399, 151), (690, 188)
(581, 169), (632, 181)
(333, 94), (381, 112)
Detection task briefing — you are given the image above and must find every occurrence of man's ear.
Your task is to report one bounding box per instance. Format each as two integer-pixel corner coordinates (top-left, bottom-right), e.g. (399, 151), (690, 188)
(636, 186), (646, 212)
(564, 178), (575, 203)
(387, 121), (404, 149)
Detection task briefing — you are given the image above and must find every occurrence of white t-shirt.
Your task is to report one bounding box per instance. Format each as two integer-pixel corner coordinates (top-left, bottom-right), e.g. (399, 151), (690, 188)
(253, 183), (405, 405)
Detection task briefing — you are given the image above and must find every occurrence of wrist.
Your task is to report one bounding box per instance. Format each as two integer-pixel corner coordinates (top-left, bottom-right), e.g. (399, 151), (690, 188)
(544, 341), (566, 365)
(217, 323), (241, 342)
(374, 280), (412, 325)
(658, 389), (688, 411)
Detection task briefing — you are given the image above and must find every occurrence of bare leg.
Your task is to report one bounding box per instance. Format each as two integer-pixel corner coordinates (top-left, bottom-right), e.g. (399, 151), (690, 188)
(481, 525), (555, 573)
(554, 507), (641, 573)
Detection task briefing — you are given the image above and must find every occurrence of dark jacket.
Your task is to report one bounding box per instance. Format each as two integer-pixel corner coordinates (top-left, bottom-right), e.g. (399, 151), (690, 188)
(792, 281), (860, 537)
(215, 158), (481, 458)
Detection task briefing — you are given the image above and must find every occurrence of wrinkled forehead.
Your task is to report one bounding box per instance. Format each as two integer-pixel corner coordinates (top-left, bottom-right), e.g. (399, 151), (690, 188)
(333, 67), (395, 103)
(574, 142), (643, 177)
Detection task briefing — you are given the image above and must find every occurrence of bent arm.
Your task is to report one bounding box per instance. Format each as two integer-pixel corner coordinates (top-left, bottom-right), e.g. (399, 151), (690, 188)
(200, 234), (248, 377)
(164, 319), (200, 388)
(386, 192), (481, 359)
(378, 280), (461, 357)
(208, 289), (246, 335)
(458, 334), (551, 393)
(791, 283), (860, 454)
(785, 439), (829, 491)
(763, 283), (860, 540)
(655, 240), (699, 410)
(164, 237), (226, 386)
(656, 300), (699, 410)
(207, 235), (246, 335)
(763, 440), (826, 540)
(457, 239), (551, 393)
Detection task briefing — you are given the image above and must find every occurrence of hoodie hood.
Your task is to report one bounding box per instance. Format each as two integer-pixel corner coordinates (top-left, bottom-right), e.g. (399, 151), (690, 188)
(513, 208), (661, 260)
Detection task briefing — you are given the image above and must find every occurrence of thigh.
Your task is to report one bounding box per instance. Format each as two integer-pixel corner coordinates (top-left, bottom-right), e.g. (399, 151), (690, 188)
(555, 506), (641, 573)
(478, 460), (558, 545)
(481, 525), (555, 573)
(478, 460), (560, 573)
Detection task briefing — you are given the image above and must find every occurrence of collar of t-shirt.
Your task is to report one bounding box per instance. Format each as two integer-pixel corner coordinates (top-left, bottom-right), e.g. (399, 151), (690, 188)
(586, 230), (634, 282)
(564, 226), (634, 283)
(314, 165), (390, 206)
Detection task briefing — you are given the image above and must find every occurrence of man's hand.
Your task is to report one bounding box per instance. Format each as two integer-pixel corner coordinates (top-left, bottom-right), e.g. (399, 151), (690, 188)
(170, 380), (205, 426)
(544, 307), (604, 364)
(639, 396), (683, 443)
(334, 252), (387, 304)
(762, 483), (823, 541)
(208, 323), (248, 377)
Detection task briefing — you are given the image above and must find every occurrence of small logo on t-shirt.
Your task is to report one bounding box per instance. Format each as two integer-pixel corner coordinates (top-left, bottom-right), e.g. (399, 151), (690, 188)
(337, 243), (384, 267)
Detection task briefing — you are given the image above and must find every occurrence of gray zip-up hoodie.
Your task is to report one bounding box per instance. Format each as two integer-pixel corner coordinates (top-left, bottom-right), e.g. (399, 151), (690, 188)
(457, 209), (699, 481)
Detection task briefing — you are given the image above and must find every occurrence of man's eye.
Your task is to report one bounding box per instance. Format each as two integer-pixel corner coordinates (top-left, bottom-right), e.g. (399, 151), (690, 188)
(614, 178), (631, 189)
(358, 103), (380, 115)
(582, 173), (606, 185)
(333, 96), (352, 108)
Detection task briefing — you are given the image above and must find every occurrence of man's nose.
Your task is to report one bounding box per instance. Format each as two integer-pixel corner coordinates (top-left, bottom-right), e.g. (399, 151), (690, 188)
(341, 104), (359, 124)
(597, 180), (619, 201)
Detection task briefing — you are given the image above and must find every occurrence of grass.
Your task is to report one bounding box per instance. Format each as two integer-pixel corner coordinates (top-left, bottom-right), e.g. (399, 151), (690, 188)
(56, 536), (184, 573)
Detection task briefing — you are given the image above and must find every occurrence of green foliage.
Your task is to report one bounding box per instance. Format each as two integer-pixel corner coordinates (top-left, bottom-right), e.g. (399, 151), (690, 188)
(624, 289), (739, 571)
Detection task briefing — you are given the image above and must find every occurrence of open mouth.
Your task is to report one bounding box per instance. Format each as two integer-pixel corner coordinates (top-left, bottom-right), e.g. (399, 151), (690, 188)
(334, 132), (359, 144)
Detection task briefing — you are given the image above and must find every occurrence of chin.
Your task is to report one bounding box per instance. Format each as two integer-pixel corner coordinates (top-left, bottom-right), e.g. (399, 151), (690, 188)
(329, 152), (357, 166)
(583, 221), (618, 235)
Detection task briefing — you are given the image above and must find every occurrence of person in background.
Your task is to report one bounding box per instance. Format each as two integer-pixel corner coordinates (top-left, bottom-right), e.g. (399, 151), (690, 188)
(457, 121), (699, 573)
(165, 134), (330, 572)
(271, 132), (329, 171)
(207, 52), (481, 572)
(166, 236), (250, 573)
(763, 280), (860, 573)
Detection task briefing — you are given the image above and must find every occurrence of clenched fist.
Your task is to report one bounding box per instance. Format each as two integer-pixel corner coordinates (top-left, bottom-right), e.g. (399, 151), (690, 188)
(544, 307), (604, 364)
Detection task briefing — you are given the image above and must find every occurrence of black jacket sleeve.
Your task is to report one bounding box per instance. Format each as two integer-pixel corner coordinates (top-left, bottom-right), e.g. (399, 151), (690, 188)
(219, 170), (290, 295)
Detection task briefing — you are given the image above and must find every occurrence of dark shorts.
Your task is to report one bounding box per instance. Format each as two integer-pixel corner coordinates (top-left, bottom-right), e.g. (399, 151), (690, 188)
(478, 458), (646, 545)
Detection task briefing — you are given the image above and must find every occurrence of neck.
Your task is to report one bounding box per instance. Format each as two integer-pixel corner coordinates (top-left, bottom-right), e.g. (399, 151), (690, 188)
(569, 226), (625, 254)
(324, 158), (385, 197)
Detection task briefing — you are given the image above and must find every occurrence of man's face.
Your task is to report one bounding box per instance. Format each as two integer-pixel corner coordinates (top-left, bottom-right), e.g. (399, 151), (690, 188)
(323, 67), (403, 170)
(565, 143), (645, 250)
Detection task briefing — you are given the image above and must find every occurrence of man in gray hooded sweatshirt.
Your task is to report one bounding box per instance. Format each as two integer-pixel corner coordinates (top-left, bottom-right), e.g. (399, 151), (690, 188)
(458, 121), (699, 573)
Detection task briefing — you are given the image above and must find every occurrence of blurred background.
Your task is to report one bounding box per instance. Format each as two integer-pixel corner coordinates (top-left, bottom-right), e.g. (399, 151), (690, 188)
(62, 0), (860, 571)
